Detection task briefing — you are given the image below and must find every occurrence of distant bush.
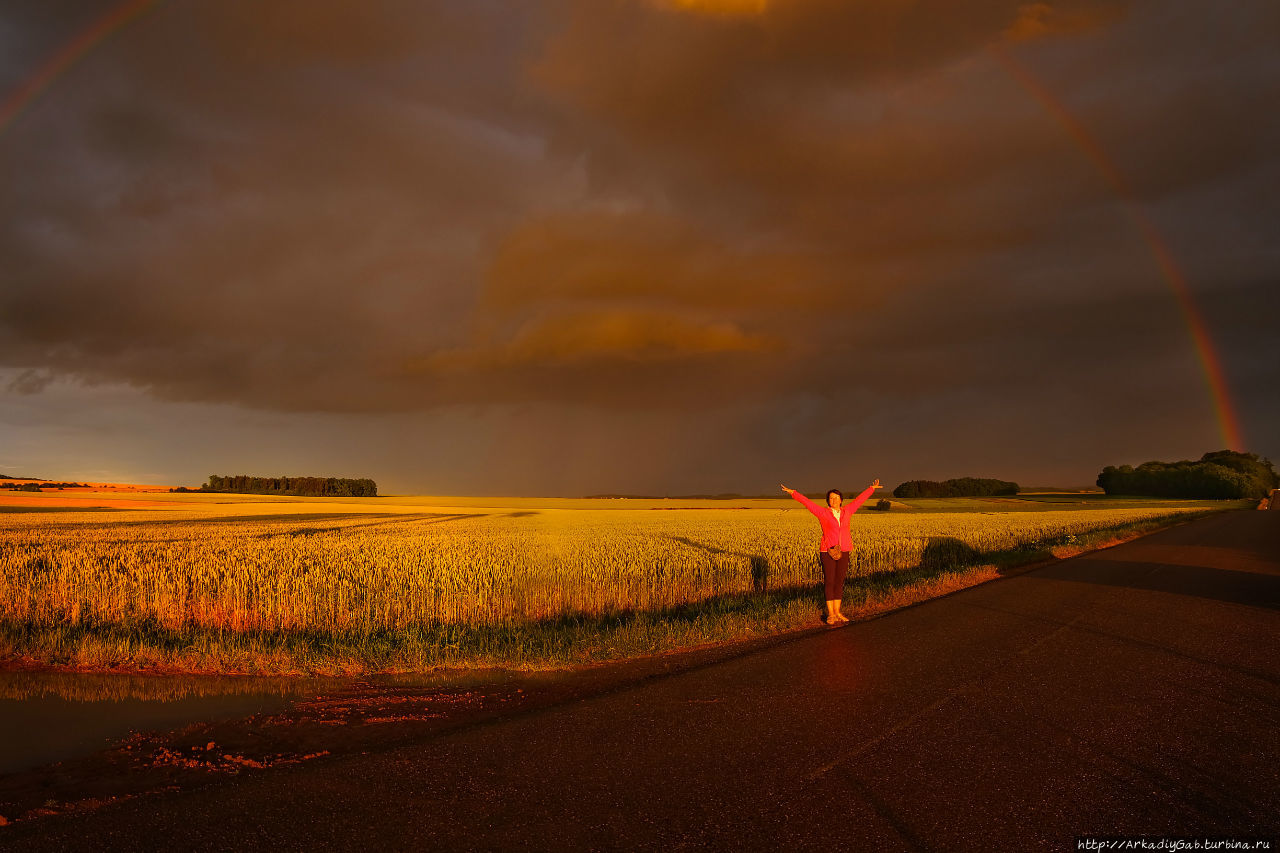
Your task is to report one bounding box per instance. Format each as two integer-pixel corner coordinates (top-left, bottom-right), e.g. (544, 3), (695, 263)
(1097, 450), (1277, 499)
(893, 478), (1019, 499)
(874, 499), (892, 512)
(201, 475), (378, 498)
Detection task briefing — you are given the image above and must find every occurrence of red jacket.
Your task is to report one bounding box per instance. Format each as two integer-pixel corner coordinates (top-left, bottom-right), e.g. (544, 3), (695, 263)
(790, 485), (876, 553)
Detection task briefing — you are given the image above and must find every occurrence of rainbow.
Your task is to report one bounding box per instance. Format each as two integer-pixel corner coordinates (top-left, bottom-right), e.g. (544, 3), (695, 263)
(991, 45), (1244, 451)
(0, 0), (163, 136)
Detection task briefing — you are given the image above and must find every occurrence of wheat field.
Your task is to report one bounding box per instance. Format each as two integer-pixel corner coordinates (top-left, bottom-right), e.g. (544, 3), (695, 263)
(0, 499), (1210, 644)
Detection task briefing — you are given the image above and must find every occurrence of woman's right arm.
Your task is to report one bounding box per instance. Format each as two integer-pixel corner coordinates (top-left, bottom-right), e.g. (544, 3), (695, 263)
(781, 484), (823, 518)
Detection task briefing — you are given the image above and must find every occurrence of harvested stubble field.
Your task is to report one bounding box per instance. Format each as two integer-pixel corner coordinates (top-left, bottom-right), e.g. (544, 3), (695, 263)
(0, 493), (1238, 674)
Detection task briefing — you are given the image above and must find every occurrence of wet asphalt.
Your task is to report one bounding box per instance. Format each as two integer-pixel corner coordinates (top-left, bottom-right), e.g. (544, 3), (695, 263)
(7, 508), (1279, 851)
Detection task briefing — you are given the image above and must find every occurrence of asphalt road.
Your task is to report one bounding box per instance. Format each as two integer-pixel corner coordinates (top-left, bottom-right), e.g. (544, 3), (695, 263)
(9, 509), (1280, 851)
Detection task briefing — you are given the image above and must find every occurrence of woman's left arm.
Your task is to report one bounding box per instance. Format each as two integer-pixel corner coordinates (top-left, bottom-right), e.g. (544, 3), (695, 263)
(845, 479), (881, 514)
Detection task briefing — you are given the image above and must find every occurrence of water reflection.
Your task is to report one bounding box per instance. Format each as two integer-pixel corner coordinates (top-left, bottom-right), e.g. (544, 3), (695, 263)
(0, 671), (328, 703)
(804, 629), (869, 694)
(0, 668), (567, 775)
(0, 672), (333, 774)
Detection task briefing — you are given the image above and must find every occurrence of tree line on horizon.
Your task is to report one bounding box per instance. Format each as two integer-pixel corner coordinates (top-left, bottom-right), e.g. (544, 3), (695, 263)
(0, 481), (87, 491)
(1096, 450), (1276, 500)
(191, 475), (378, 498)
(892, 478), (1020, 499)
(14, 451), (1268, 503)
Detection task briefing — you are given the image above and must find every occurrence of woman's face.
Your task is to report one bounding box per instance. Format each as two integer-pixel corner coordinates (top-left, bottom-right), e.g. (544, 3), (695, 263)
(827, 493), (842, 509)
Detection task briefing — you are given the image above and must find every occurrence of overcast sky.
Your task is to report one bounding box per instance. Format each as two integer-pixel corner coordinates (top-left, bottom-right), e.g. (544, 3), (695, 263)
(1, 0), (1276, 495)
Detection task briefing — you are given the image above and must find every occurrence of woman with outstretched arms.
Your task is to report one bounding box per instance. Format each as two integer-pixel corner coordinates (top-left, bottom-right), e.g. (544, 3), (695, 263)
(780, 480), (880, 624)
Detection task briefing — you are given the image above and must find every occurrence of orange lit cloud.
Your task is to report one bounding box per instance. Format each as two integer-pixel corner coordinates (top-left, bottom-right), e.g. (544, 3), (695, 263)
(1003, 2), (1127, 41)
(421, 309), (776, 372)
(657, 0), (1121, 33)
(659, 0), (771, 16)
(482, 211), (837, 314)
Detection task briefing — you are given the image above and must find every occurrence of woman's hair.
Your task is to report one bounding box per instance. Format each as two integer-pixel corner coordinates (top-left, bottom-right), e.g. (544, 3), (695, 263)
(826, 489), (843, 505)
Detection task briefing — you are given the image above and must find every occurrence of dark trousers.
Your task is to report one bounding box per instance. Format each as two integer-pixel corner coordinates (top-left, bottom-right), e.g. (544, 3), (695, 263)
(819, 550), (849, 601)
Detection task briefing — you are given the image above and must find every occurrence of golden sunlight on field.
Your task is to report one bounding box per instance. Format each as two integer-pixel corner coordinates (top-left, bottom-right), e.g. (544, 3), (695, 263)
(1, 500), (1204, 635)
(0, 479), (178, 510)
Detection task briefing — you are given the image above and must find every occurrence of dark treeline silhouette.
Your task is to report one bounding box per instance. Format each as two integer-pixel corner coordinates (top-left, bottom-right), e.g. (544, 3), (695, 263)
(199, 474), (378, 498)
(0, 481), (87, 490)
(1097, 450), (1277, 499)
(893, 478), (1020, 498)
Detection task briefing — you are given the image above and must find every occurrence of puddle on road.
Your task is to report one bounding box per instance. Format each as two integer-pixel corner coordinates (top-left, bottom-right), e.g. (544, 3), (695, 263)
(0, 645), (759, 779)
(0, 672), (328, 774)
(0, 669), (561, 775)
(0, 642), (798, 828)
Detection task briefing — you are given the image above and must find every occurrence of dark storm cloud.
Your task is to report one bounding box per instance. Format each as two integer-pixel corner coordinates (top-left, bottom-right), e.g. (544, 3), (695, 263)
(0, 0), (1276, 487)
(1, 0), (568, 409)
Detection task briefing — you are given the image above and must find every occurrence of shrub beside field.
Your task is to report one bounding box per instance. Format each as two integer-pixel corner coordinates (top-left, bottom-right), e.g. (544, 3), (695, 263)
(0, 501), (1226, 674)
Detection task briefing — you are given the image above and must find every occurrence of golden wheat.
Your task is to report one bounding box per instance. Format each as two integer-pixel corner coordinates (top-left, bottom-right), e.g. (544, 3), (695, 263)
(0, 502), (1204, 636)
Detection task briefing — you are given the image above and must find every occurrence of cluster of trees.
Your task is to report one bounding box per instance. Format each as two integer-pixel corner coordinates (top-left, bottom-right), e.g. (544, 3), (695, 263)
(0, 481), (86, 491)
(1097, 451), (1277, 499)
(199, 475), (378, 498)
(893, 478), (1020, 498)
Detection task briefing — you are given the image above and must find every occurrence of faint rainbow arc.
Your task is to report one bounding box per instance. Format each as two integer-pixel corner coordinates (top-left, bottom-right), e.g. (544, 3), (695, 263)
(0, 0), (164, 136)
(990, 45), (1244, 451)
